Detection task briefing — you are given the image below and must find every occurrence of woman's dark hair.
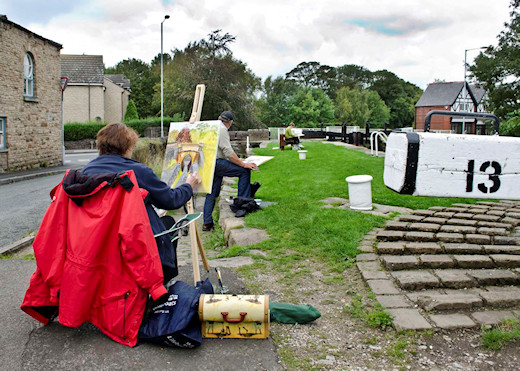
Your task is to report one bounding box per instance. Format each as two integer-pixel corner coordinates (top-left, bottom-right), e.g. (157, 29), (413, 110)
(96, 123), (139, 156)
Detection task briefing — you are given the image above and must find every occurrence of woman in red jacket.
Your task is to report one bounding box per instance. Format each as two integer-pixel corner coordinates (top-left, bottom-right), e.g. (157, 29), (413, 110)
(83, 123), (200, 283)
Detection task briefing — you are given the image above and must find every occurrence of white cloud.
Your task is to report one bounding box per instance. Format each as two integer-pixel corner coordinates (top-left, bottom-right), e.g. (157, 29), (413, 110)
(7, 0), (512, 89)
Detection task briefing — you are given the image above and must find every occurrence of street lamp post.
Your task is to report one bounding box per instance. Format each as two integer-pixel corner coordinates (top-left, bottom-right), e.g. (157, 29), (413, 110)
(161, 15), (170, 138)
(462, 46), (486, 134)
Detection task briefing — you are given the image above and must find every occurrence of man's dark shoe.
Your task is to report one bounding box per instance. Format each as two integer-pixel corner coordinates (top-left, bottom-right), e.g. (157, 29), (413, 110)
(202, 223), (214, 231)
(250, 182), (261, 198)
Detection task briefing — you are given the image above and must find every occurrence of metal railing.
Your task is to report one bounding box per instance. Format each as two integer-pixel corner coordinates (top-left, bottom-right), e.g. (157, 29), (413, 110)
(424, 111), (500, 135)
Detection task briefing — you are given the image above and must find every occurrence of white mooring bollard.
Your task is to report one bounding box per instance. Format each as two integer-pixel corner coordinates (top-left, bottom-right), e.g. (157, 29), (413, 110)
(298, 150), (307, 160)
(345, 175), (373, 210)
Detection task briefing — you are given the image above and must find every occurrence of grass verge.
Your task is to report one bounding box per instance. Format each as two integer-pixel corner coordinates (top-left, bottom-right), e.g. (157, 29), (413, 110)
(482, 319), (520, 350)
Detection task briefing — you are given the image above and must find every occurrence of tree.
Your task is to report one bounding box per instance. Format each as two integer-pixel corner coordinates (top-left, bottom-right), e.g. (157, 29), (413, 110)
(105, 59), (158, 118)
(335, 87), (390, 125)
(369, 70), (422, 128)
(287, 87), (334, 127)
(470, 0), (520, 119)
(124, 99), (138, 121)
(255, 76), (298, 126)
(366, 90), (391, 123)
(160, 30), (262, 129)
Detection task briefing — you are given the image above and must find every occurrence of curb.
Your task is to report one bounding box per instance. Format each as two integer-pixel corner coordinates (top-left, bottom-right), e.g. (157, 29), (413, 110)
(0, 169), (67, 186)
(0, 234), (35, 255)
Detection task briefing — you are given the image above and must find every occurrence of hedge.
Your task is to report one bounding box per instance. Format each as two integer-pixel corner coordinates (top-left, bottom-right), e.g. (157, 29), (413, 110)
(64, 115), (184, 140)
(64, 122), (106, 141)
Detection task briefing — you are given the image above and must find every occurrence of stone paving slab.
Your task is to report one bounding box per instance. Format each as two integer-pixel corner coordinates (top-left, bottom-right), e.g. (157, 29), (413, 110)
(452, 255), (495, 269)
(228, 228), (269, 247)
(405, 231), (436, 242)
(381, 255), (420, 270)
(366, 279), (400, 295)
(387, 309), (432, 331)
(466, 234), (492, 244)
(356, 261), (381, 271)
(375, 295), (411, 308)
(479, 289), (520, 307)
(493, 235), (520, 245)
(391, 270), (441, 290)
(409, 223), (441, 232)
(490, 254), (520, 267)
(468, 269), (520, 285)
(443, 243), (483, 254)
(376, 230), (405, 241)
(420, 255), (455, 269)
(376, 242), (405, 255)
(406, 242), (443, 254)
(416, 293), (483, 311)
(471, 310), (517, 326)
(356, 253), (378, 262)
(440, 225), (477, 234)
(360, 270), (389, 281)
(429, 314), (477, 329)
(447, 218), (478, 226)
(422, 217), (448, 224)
(437, 232), (465, 243)
(433, 269), (477, 289)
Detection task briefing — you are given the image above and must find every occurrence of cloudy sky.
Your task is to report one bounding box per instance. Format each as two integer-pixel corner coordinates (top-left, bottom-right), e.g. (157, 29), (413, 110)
(3, 0), (512, 89)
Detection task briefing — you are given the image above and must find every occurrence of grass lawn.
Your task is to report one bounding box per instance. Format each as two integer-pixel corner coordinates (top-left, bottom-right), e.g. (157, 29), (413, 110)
(232, 141), (484, 270)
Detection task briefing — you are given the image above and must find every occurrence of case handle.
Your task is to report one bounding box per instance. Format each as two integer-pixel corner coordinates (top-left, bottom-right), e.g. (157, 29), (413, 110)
(221, 311), (247, 323)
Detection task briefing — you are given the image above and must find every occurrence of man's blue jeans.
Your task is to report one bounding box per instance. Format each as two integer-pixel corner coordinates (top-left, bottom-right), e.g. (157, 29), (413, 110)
(203, 159), (251, 224)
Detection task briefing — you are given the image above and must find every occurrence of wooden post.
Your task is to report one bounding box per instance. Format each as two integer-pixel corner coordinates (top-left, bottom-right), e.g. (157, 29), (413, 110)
(187, 84), (210, 284)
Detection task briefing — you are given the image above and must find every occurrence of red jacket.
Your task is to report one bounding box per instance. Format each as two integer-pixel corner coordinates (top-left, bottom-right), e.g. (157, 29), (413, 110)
(21, 170), (167, 347)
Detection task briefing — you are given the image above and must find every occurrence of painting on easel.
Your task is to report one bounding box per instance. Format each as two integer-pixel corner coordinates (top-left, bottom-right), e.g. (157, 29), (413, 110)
(161, 120), (220, 194)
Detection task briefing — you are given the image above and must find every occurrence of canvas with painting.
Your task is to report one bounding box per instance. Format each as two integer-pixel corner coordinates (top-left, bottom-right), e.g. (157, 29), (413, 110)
(161, 121), (221, 194)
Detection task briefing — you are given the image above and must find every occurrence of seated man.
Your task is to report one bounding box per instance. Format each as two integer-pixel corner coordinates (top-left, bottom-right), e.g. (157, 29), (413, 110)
(285, 122), (300, 146)
(202, 111), (258, 231)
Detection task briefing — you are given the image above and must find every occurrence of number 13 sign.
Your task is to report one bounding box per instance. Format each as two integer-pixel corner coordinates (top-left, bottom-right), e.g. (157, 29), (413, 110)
(384, 132), (520, 200)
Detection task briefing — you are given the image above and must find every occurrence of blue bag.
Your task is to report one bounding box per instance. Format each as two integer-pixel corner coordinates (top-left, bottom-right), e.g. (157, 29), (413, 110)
(139, 278), (213, 348)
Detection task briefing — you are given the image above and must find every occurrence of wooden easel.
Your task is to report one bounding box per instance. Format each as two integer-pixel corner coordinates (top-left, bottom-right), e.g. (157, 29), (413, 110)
(187, 84), (210, 284)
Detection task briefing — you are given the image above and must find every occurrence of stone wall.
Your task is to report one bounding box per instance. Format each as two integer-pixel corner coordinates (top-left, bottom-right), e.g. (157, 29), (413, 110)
(0, 18), (62, 172)
(228, 129), (269, 141)
(63, 85), (104, 123)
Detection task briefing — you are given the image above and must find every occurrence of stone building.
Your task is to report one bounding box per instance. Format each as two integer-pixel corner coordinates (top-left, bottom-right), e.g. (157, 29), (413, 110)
(104, 74), (131, 123)
(414, 81), (489, 134)
(60, 55), (131, 123)
(0, 15), (63, 172)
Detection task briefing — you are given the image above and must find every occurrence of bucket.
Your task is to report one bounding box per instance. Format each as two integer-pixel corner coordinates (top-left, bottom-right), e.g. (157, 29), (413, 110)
(298, 150), (307, 160)
(345, 175), (373, 210)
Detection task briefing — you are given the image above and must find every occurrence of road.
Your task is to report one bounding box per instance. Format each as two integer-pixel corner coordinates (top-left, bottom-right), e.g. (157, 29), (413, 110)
(0, 151), (97, 248)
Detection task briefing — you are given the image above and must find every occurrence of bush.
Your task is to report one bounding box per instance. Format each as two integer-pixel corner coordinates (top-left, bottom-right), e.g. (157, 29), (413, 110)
(500, 111), (520, 137)
(125, 114), (184, 136)
(64, 122), (106, 141)
(64, 114), (185, 140)
(124, 99), (139, 121)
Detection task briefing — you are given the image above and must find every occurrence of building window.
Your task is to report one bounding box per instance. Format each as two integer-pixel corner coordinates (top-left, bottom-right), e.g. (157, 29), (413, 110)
(24, 53), (35, 97)
(0, 117), (5, 149)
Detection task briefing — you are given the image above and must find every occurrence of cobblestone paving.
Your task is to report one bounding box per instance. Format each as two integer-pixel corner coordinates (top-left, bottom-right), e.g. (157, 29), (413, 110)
(357, 201), (520, 331)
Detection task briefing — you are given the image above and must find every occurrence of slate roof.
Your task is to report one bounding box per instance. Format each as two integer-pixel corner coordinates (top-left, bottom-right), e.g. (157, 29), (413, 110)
(471, 84), (486, 103)
(105, 74), (131, 90)
(415, 82), (464, 107)
(60, 55), (104, 85)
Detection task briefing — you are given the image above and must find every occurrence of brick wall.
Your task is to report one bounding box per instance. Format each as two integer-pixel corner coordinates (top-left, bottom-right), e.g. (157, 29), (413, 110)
(414, 106), (452, 132)
(0, 19), (62, 172)
(63, 85), (104, 123)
